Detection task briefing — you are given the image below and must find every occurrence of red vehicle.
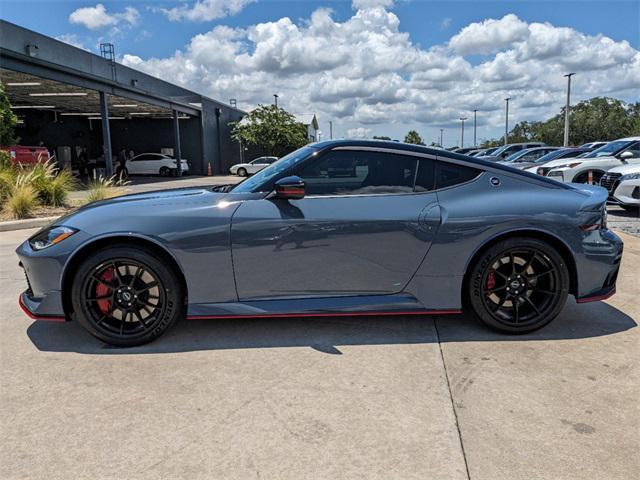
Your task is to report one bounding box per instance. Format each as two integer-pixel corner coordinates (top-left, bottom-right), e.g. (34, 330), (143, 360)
(1, 145), (50, 165)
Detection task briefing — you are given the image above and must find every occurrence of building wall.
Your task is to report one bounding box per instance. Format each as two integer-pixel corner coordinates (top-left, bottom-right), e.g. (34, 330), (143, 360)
(201, 98), (245, 175)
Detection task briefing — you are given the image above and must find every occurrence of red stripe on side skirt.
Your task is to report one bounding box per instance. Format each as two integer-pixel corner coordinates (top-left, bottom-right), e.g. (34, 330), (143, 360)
(187, 309), (463, 320)
(576, 288), (616, 303)
(18, 295), (66, 322)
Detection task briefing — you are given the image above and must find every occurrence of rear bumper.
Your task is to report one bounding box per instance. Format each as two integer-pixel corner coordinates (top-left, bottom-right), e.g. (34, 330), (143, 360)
(575, 229), (623, 302)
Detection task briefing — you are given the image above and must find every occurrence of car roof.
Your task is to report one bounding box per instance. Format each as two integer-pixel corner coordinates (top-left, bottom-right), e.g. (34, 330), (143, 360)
(615, 137), (640, 141)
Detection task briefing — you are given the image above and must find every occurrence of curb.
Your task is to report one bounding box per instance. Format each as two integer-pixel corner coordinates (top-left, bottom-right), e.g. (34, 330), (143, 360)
(0, 216), (56, 233)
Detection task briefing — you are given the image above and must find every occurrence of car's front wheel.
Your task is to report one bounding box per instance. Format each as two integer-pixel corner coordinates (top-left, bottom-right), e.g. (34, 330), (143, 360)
(237, 167), (247, 177)
(71, 245), (184, 346)
(468, 237), (569, 334)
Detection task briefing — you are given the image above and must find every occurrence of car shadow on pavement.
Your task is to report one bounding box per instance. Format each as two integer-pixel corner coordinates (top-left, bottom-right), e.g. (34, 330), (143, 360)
(26, 299), (636, 355)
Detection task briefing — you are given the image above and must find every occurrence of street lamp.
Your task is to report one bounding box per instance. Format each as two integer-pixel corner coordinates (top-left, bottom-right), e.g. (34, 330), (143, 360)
(563, 73), (575, 147)
(440, 128), (444, 147)
(273, 94), (279, 108)
(473, 109), (478, 147)
(504, 98), (511, 145)
(459, 117), (468, 148)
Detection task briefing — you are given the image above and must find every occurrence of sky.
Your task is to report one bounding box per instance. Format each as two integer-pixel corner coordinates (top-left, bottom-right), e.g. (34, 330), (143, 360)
(2, 0), (639, 146)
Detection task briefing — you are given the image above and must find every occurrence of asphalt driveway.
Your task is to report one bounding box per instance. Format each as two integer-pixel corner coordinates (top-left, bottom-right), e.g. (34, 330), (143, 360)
(0, 229), (637, 480)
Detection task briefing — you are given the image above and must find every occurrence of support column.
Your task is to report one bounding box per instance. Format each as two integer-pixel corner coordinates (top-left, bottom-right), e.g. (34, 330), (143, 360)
(99, 91), (113, 177)
(173, 109), (183, 176)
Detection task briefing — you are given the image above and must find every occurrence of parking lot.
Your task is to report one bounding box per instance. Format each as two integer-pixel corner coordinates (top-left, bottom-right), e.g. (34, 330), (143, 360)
(0, 226), (637, 480)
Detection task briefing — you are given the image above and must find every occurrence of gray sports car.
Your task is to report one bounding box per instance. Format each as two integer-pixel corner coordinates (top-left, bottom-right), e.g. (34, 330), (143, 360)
(17, 140), (623, 346)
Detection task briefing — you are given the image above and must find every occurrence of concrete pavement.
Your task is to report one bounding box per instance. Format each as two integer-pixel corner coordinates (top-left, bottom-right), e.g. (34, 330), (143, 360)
(0, 228), (637, 480)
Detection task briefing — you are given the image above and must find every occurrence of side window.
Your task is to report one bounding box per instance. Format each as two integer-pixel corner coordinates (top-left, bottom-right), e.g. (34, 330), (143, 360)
(133, 155), (148, 161)
(436, 162), (482, 189)
(297, 150), (417, 196)
(414, 159), (435, 192)
(623, 141), (640, 158)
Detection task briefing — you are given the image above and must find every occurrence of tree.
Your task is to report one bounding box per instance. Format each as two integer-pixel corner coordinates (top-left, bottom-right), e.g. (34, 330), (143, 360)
(231, 104), (308, 158)
(481, 97), (639, 147)
(0, 83), (18, 146)
(404, 130), (424, 145)
(373, 135), (391, 140)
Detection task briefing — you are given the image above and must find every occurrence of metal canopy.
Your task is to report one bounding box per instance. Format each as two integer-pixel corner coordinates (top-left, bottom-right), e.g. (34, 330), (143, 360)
(1, 69), (189, 119)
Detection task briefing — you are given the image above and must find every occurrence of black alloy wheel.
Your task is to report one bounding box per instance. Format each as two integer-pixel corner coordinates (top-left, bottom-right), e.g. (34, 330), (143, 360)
(72, 246), (184, 346)
(468, 238), (569, 333)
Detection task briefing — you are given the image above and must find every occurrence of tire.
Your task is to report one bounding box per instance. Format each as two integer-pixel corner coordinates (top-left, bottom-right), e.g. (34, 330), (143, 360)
(237, 167), (247, 177)
(71, 245), (184, 347)
(159, 166), (170, 177)
(467, 237), (569, 334)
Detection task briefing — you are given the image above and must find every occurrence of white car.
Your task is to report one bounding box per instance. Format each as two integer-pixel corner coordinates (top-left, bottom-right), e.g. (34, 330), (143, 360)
(530, 137), (640, 184)
(127, 153), (189, 176)
(600, 164), (640, 211)
(229, 156), (278, 176)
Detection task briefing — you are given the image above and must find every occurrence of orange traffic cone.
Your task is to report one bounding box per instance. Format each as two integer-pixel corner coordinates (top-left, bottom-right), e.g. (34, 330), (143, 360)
(207, 162), (212, 176)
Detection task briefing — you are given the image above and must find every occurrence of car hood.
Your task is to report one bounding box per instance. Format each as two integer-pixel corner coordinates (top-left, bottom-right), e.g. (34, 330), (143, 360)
(607, 163), (640, 175)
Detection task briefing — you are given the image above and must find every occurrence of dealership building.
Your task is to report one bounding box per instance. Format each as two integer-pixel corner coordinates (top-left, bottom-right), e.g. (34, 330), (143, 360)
(0, 20), (246, 175)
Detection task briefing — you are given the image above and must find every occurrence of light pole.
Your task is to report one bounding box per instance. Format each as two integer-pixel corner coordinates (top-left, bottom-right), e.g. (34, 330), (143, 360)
(273, 94), (279, 108)
(440, 128), (444, 147)
(563, 73), (575, 147)
(459, 117), (467, 148)
(504, 98), (511, 145)
(473, 109), (478, 147)
(329, 120), (333, 140)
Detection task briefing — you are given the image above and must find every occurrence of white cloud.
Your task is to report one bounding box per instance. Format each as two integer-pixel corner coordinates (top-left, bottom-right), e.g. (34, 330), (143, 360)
(347, 127), (372, 138)
(352, 0), (395, 9)
(440, 17), (452, 29)
(55, 33), (88, 51)
(69, 4), (139, 30)
(122, 9), (640, 142)
(450, 14), (529, 56)
(163, 0), (256, 22)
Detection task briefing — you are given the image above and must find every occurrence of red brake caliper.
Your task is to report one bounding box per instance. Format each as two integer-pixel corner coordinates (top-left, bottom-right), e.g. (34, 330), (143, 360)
(96, 268), (114, 315)
(486, 271), (496, 291)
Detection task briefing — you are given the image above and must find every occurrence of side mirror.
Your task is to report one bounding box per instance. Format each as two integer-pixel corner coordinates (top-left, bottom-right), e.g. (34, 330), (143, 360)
(501, 152), (510, 158)
(274, 176), (305, 199)
(619, 151), (634, 161)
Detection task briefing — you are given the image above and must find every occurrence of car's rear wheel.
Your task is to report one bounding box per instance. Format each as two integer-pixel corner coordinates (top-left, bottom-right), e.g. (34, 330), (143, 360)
(468, 237), (569, 334)
(237, 167), (247, 177)
(159, 166), (170, 176)
(71, 245), (184, 346)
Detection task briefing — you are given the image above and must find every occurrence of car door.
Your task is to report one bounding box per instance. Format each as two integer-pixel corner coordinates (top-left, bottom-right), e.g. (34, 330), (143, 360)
(230, 148), (441, 300)
(129, 154), (152, 174)
(248, 158), (269, 174)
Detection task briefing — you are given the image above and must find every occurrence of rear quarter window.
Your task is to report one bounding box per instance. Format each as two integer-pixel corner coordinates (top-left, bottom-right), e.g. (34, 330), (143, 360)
(436, 162), (482, 189)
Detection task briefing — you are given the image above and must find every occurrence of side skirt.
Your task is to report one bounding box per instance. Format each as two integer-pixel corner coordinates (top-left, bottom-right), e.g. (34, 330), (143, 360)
(186, 294), (463, 320)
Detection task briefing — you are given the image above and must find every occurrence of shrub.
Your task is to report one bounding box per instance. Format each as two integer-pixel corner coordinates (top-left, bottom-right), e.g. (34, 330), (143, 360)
(4, 176), (37, 219)
(26, 160), (75, 206)
(85, 174), (128, 204)
(0, 162), (17, 203)
(40, 168), (76, 206)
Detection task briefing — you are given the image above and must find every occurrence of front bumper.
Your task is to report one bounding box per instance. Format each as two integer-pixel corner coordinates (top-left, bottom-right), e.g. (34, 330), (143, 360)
(612, 179), (640, 206)
(19, 291), (66, 321)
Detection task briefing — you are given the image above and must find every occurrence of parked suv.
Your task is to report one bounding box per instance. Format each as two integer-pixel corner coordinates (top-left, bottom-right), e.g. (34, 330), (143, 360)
(600, 164), (640, 211)
(477, 142), (547, 162)
(536, 137), (640, 184)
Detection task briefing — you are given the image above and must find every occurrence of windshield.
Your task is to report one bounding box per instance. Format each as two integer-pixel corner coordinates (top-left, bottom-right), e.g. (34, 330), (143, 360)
(582, 140), (632, 158)
(504, 150), (528, 162)
(231, 146), (316, 193)
(534, 149), (567, 164)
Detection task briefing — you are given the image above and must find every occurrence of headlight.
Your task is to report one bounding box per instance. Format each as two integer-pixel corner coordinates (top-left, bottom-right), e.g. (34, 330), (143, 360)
(29, 226), (78, 251)
(567, 162), (583, 168)
(620, 172), (640, 181)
